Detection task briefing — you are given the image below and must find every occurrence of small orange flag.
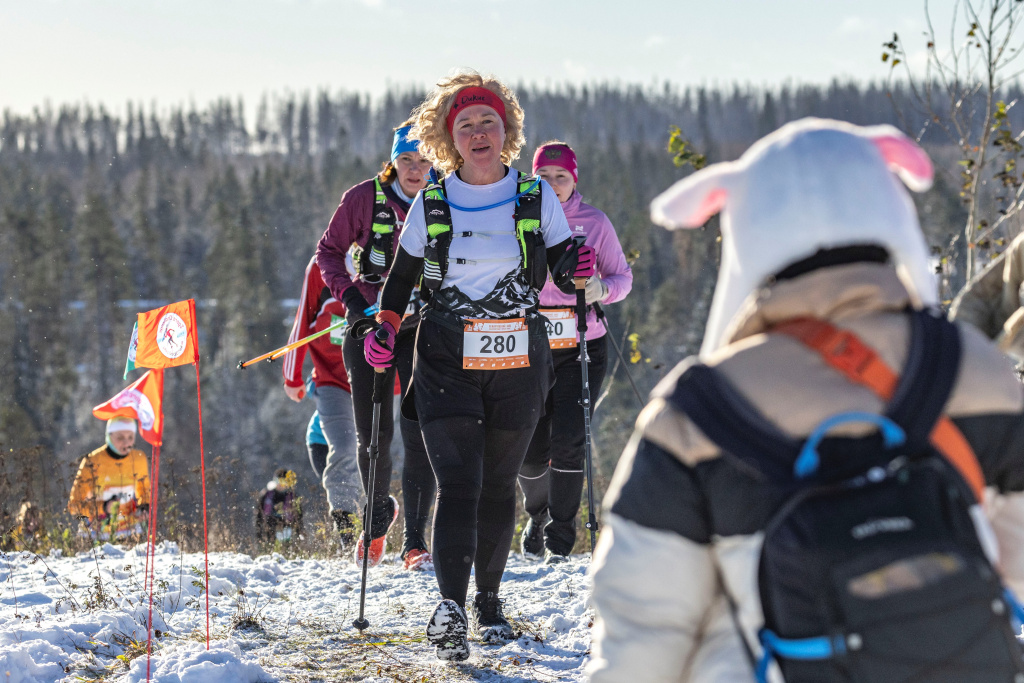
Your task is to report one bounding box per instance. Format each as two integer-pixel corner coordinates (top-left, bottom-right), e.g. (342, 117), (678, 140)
(93, 369), (165, 446)
(135, 299), (199, 369)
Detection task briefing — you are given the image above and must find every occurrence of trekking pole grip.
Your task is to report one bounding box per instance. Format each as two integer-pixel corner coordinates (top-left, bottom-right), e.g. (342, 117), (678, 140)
(371, 357), (387, 404)
(575, 287), (588, 334)
(573, 236), (588, 293)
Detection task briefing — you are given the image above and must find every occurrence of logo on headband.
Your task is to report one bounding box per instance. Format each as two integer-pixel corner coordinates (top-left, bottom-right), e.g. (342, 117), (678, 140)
(544, 148), (563, 159)
(456, 94), (491, 110)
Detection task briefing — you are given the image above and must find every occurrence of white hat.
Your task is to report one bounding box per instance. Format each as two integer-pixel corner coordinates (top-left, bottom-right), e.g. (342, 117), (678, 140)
(650, 118), (936, 357)
(106, 417), (137, 435)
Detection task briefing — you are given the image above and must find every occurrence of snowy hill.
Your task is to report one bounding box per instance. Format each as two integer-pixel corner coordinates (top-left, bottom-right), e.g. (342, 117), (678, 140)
(0, 542), (592, 682)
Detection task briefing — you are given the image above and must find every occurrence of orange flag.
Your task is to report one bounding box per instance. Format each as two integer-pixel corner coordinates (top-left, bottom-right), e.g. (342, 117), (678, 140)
(93, 369), (165, 446)
(135, 299), (199, 369)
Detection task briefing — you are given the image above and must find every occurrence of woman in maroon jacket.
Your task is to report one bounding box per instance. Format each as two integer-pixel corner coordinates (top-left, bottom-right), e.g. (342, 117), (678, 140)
(315, 122), (436, 570)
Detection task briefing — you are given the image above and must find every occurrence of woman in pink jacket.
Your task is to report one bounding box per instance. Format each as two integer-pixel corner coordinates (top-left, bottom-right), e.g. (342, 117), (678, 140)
(519, 141), (633, 562)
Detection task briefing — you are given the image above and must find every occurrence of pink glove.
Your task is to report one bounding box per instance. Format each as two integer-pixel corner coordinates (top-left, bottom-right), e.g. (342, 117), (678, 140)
(364, 322), (396, 368)
(574, 244), (596, 279)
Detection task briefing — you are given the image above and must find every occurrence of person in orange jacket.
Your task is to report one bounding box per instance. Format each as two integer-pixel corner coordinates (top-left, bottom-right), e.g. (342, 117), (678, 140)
(68, 417), (150, 539)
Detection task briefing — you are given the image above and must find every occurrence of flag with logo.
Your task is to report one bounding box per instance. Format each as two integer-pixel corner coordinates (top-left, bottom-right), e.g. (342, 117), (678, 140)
(134, 299), (199, 369)
(123, 322), (139, 379)
(93, 369), (165, 446)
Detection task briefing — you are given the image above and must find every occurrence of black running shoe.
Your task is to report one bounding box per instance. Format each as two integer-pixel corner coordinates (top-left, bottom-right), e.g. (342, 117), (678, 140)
(426, 599), (470, 661)
(543, 549), (569, 565)
(520, 516), (546, 558)
(331, 510), (357, 550)
(401, 530), (428, 560)
(471, 591), (516, 644)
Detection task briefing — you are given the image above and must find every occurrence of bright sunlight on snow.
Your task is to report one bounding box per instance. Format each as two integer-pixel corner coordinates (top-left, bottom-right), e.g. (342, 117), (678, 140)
(1, 542), (592, 682)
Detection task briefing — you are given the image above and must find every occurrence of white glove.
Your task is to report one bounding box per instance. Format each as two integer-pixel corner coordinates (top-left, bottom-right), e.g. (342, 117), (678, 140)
(585, 277), (609, 304)
(997, 306), (1024, 362)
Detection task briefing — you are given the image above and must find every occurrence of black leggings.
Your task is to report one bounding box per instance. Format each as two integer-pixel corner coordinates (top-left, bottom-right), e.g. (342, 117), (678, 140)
(414, 313), (554, 607)
(395, 324), (435, 553)
(343, 320), (436, 541)
(519, 335), (608, 555)
(307, 442), (328, 480)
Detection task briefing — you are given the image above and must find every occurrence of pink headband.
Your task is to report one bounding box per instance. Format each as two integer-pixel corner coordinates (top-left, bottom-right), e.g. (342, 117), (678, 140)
(446, 86), (507, 135)
(532, 143), (578, 183)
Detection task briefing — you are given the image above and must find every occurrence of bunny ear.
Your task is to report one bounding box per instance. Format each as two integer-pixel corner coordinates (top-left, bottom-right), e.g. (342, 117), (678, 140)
(864, 125), (933, 192)
(650, 162), (734, 229)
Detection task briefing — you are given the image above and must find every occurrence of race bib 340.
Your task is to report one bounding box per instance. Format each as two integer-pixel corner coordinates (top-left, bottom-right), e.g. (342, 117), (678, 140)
(540, 308), (577, 349)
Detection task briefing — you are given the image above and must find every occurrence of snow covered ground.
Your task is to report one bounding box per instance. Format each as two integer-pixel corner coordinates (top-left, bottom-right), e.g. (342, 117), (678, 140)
(0, 541), (592, 682)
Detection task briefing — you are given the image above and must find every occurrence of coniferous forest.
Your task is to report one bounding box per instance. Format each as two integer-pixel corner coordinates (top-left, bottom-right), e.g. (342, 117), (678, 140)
(0, 80), (1007, 551)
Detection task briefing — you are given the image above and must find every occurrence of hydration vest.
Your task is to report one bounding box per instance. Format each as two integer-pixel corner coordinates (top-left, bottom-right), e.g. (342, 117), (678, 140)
(421, 170), (546, 292)
(670, 311), (1024, 683)
(351, 177), (397, 284)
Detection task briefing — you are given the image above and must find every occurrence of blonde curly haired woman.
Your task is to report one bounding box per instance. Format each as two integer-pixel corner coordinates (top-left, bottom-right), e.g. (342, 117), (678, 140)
(363, 70), (595, 661)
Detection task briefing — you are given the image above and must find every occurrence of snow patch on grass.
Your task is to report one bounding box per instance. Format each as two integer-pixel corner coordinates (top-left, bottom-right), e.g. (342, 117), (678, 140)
(125, 641), (270, 683)
(0, 543), (592, 681)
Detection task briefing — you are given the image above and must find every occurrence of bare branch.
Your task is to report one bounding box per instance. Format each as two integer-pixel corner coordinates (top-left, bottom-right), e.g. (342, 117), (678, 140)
(970, 197), (1024, 243)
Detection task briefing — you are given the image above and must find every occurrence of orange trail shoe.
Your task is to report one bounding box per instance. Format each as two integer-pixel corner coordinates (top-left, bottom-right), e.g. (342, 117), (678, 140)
(403, 548), (434, 571)
(355, 495), (399, 568)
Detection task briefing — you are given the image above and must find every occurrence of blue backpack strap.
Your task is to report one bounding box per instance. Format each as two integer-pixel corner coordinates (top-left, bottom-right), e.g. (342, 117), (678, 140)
(668, 364), (802, 484)
(756, 629), (849, 683)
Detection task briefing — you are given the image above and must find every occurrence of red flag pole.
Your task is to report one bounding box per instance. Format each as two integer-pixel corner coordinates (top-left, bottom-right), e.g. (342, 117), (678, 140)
(144, 443), (155, 606)
(145, 444), (160, 681)
(194, 360), (210, 649)
(143, 446), (153, 680)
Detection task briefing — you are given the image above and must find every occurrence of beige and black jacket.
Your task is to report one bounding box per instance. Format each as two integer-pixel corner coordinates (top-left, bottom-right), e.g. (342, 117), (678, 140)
(588, 262), (1024, 683)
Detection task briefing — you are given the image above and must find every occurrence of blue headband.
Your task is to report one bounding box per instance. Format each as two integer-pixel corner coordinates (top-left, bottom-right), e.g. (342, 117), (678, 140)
(391, 125), (419, 162)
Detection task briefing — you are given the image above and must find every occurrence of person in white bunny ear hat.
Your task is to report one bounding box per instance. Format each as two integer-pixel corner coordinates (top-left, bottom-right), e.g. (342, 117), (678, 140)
(588, 118), (1024, 683)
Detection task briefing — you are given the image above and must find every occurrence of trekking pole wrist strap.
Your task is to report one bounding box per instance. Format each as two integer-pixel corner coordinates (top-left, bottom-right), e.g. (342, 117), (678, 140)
(375, 310), (402, 332)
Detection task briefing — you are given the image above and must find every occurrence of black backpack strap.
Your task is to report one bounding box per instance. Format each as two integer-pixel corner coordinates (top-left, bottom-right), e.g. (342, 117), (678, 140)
(667, 364), (801, 484)
(421, 177), (453, 291)
(884, 309), (963, 450)
(512, 171), (546, 290)
(358, 177), (398, 278)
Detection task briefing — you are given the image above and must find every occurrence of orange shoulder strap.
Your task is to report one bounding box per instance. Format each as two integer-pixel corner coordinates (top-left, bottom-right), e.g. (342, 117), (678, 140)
(772, 317), (985, 502)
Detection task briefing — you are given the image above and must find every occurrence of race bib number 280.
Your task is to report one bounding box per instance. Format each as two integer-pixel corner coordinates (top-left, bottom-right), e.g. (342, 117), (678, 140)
(463, 318), (530, 370)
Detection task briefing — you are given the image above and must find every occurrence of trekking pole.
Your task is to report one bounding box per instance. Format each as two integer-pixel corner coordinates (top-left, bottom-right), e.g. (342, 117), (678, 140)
(353, 334), (388, 632)
(573, 241), (599, 556)
(592, 303), (645, 408)
(236, 319), (347, 369)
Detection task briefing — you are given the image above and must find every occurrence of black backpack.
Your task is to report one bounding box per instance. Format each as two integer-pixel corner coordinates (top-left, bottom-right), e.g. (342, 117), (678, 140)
(668, 310), (1024, 682)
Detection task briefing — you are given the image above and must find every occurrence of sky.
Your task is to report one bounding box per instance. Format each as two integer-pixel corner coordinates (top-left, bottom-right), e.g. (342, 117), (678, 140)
(0, 0), (956, 116)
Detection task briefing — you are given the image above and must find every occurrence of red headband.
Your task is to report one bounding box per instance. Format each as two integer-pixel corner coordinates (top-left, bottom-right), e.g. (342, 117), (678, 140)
(445, 86), (507, 135)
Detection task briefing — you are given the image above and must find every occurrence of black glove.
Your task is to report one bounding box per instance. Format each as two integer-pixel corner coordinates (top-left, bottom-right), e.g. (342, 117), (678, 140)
(342, 288), (373, 327)
(549, 239), (581, 294)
